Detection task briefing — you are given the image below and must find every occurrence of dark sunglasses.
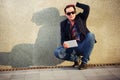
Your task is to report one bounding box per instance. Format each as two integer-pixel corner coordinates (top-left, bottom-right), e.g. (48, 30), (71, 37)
(66, 11), (76, 16)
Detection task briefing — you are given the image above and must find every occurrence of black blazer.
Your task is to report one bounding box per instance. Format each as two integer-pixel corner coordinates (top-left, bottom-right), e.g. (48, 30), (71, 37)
(60, 2), (91, 45)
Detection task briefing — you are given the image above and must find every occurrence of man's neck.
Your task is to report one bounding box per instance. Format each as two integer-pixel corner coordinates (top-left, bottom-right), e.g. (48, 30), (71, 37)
(69, 20), (75, 26)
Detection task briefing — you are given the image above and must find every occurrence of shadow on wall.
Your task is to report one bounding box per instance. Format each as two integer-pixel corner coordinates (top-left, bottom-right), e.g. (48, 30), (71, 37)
(32, 7), (66, 66)
(0, 7), (66, 67)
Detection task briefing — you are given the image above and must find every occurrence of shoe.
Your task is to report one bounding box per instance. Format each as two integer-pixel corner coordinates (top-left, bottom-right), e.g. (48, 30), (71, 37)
(72, 56), (81, 67)
(72, 61), (79, 67)
(78, 62), (87, 70)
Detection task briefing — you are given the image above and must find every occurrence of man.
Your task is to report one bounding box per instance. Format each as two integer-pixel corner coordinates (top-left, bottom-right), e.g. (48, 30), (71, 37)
(54, 2), (96, 70)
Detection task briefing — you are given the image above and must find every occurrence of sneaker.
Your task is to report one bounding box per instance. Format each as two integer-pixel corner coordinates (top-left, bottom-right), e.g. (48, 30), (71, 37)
(78, 62), (87, 70)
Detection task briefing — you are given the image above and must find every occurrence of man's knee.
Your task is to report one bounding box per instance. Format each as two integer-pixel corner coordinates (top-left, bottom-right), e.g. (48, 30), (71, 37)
(86, 32), (95, 43)
(87, 32), (95, 39)
(54, 48), (60, 59)
(54, 46), (66, 59)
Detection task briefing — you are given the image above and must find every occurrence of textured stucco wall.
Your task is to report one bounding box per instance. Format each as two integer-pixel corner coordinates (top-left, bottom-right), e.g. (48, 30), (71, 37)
(0, 0), (120, 67)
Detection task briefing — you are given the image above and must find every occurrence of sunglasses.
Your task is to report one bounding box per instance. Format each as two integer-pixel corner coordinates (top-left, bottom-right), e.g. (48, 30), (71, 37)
(66, 11), (76, 16)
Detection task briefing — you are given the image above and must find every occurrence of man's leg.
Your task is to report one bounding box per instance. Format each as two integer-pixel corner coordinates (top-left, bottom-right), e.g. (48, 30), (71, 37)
(54, 46), (78, 62)
(78, 32), (95, 69)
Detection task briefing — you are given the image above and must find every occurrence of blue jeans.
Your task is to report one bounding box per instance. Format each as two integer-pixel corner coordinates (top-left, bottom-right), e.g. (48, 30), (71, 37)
(54, 32), (95, 63)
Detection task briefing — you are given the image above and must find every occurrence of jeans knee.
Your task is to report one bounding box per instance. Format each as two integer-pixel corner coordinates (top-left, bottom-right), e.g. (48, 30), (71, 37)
(87, 33), (95, 39)
(54, 46), (66, 59)
(87, 32), (95, 43)
(54, 48), (59, 58)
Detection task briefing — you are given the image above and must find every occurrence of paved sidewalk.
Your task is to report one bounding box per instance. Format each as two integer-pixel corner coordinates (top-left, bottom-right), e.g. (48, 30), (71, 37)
(0, 66), (120, 80)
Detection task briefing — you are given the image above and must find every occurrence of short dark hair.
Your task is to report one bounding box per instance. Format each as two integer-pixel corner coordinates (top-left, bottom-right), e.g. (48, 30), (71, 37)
(64, 4), (76, 13)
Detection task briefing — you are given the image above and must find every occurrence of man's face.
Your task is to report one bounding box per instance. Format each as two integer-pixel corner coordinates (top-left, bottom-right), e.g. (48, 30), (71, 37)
(65, 7), (76, 21)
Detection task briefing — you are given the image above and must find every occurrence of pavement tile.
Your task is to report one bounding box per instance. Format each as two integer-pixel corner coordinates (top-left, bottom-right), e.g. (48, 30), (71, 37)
(0, 66), (120, 80)
(11, 73), (25, 79)
(11, 77), (25, 80)
(0, 73), (12, 80)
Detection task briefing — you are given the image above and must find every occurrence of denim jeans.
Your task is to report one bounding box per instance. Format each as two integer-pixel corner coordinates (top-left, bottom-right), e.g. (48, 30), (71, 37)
(54, 32), (95, 63)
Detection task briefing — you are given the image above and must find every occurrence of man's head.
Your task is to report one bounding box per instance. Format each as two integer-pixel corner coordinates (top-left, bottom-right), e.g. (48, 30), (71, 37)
(64, 4), (76, 21)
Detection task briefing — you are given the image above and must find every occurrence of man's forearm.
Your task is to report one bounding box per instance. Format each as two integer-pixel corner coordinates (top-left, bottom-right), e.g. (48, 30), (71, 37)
(76, 2), (90, 20)
(76, 2), (89, 10)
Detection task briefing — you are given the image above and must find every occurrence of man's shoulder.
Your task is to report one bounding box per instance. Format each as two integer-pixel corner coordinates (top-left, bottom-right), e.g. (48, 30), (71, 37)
(61, 19), (68, 25)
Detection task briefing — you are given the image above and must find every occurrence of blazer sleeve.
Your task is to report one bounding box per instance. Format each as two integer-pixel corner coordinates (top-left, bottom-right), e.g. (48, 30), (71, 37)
(76, 2), (90, 21)
(60, 21), (65, 45)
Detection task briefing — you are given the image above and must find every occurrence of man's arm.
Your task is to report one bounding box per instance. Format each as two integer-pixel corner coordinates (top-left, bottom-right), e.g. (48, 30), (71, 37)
(60, 21), (65, 45)
(76, 2), (90, 21)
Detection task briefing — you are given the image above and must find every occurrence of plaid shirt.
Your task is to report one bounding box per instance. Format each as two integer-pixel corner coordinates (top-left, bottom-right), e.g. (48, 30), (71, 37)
(71, 25), (80, 41)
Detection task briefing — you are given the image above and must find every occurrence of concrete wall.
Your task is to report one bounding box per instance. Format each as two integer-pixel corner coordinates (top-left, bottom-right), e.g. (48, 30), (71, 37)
(0, 0), (120, 67)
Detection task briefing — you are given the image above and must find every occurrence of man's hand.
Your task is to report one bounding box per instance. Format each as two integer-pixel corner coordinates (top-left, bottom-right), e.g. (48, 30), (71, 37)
(63, 42), (69, 49)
